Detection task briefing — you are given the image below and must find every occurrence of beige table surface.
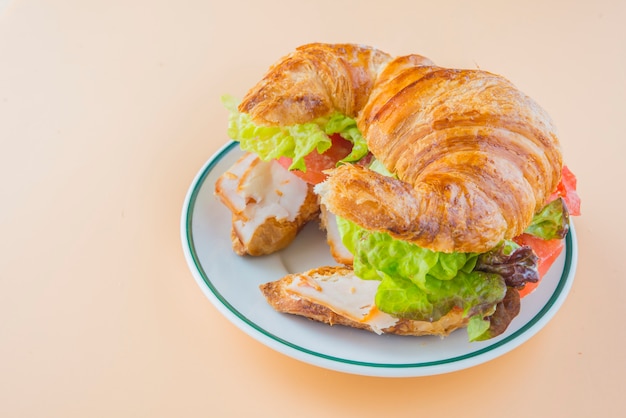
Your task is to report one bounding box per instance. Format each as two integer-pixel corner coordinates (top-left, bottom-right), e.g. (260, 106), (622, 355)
(1, 0), (624, 417)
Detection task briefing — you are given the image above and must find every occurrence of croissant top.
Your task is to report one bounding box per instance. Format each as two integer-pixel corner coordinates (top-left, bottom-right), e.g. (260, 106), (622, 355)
(238, 43), (563, 253)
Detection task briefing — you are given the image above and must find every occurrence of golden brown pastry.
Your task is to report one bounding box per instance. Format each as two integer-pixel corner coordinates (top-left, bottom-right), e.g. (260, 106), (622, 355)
(239, 43), (392, 125)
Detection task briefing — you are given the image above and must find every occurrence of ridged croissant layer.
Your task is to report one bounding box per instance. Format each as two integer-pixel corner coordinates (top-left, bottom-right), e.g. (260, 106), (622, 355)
(240, 43), (563, 253)
(239, 43), (391, 125)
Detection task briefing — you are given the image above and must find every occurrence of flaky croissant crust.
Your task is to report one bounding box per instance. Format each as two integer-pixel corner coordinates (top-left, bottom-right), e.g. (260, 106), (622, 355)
(239, 43), (563, 253)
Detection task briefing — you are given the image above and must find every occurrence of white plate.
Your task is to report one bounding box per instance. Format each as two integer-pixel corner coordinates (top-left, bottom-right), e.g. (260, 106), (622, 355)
(180, 141), (578, 377)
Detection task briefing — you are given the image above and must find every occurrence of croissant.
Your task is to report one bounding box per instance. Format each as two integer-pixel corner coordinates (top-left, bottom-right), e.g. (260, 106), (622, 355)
(240, 43), (563, 253)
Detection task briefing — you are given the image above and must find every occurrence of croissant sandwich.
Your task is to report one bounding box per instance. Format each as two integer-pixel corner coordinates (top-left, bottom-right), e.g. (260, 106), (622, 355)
(216, 43), (580, 341)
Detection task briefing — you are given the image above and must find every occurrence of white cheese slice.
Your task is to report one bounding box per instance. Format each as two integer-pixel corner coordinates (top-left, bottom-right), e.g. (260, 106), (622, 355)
(285, 271), (398, 334)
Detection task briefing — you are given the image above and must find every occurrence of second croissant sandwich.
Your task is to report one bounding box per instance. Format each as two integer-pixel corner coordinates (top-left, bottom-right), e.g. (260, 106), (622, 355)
(219, 43), (580, 341)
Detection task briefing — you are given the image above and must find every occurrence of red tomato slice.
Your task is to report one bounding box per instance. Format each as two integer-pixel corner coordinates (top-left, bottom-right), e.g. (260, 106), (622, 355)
(277, 134), (354, 185)
(549, 165), (581, 216)
(513, 233), (565, 298)
(511, 166), (579, 298)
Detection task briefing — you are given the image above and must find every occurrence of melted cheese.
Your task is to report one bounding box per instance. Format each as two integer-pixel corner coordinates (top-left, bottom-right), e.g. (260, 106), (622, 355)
(285, 271), (398, 334)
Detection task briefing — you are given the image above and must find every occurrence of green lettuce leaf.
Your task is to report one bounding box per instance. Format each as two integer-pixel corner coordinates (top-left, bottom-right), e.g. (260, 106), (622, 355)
(368, 158), (397, 178)
(467, 315), (491, 341)
(524, 197), (570, 240)
(336, 217), (537, 340)
(464, 242), (538, 341)
(323, 113), (369, 164)
(222, 95), (368, 171)
(376, 270), (506, 322)
(336, 217), (507, 322)
(467, 287), (521, 342)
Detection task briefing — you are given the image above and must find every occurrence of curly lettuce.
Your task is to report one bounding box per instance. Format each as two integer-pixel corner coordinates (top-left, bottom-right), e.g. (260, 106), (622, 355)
(467, 287), (521, 342)
(222, 95), (368, 172)
(524, 197), (570, 240)
(475, 240), (539, 288)
(336, 217), (539, 341)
